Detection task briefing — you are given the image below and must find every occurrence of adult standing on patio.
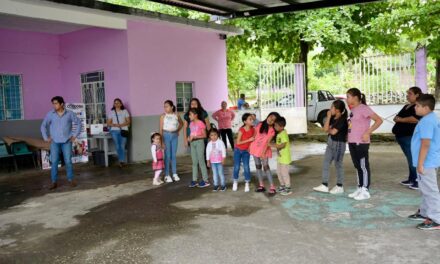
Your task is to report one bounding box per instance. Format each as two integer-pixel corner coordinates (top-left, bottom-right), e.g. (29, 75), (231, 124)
(212, 101), (235, 149)
(41, 96), (82, 190)
(237, 94), (246, 110)
(107, 98), (131, 168)
(392, 86), (422, 190)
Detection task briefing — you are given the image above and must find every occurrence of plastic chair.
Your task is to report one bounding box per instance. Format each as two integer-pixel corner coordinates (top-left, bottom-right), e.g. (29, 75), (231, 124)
(10, 141), (36, 169)
(0, 140), (17, 172)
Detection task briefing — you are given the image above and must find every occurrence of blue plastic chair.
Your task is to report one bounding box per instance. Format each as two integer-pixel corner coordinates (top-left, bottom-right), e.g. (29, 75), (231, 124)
(10, 141), (36, 169)
(0, 140), (17, 172)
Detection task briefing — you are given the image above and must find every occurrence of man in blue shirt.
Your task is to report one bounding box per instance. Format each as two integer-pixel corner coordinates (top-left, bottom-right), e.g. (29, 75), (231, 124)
(41, 96), (82, 190)
(409, 94), (440, 230)
(237, 93), (246, 110)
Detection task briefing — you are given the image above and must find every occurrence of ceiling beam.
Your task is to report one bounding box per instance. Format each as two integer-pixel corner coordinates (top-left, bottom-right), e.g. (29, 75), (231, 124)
(146, 0), (235, 15)
(226, 0), (266, 9)
(230, 0), (379, 18)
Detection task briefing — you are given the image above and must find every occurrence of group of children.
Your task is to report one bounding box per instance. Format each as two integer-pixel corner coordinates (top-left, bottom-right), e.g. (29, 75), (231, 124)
(150, 89), (440, 230)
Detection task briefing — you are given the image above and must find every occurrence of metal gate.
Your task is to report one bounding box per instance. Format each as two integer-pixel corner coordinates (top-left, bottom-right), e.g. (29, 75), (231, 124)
(258, 63), (307, 134)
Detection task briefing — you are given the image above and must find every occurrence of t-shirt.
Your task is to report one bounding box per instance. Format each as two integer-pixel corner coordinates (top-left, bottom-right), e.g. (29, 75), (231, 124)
(392, 104), (421, 137)
(163, 113), (179, 132)
(236, 126), (255, 151)
(348, 104), (374, 144)
(411, 112), (440, 169)
(184, 110), (208, 136)
(276, 130), (291, 165)
(237, 98), (245, 110)
(109, 109), (130, 131)
(249, 123), (275, 158)
(189, 120), (206, 137)
(329, 116), (348, 142)
(212, 109), (235, 129)
(206, 139), (226, 163)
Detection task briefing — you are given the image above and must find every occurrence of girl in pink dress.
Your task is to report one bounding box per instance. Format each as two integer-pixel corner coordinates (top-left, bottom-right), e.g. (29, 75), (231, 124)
(249, 112), (280, 195)
(151, 132), (165, 186)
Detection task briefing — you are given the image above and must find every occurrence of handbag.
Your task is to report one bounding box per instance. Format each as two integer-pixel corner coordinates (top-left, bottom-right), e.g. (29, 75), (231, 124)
(115, 110), (129, 138)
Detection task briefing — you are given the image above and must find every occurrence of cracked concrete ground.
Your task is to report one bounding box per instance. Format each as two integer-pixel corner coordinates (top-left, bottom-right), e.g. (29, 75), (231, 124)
(0, 142), (439, 264)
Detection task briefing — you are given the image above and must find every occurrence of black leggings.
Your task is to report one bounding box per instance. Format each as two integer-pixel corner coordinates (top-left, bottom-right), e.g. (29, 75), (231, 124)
(349, 143), (371, 189)
(219, 128), (234, 149)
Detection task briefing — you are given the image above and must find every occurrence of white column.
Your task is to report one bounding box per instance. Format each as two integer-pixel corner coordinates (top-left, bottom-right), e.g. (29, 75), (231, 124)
(415, 47), (428, 93)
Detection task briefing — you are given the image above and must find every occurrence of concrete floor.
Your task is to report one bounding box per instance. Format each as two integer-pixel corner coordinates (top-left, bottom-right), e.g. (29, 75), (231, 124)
(0, 142), (439, 263)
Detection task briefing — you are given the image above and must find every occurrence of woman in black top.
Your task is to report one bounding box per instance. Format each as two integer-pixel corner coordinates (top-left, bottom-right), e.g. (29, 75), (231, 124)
(392, 86), (422, 189)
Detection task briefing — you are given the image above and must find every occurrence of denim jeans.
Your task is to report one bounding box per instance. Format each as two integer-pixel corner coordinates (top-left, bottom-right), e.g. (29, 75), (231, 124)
(233, 148), (251, 182)
(396, 136), (417, 183)
(211, 162), (225, 187)
(50, 141), (73, 183)
(110, 130), (127, 162)
(163, 131), (178, 176)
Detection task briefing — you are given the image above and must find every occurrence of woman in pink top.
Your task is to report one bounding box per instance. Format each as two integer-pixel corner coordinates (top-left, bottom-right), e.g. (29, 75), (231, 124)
(346, 88), (383, 201)
(212, 101), (236, 149)
(249, 112), (280, 195)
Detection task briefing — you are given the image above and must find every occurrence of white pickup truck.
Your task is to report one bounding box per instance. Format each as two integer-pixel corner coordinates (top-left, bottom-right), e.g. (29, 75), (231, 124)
(307, 90), (337, 126)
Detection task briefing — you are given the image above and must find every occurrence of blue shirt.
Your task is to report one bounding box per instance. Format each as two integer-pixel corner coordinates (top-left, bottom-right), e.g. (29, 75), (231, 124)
(237, 98), (245, 110)
(411, 112), (440, 168)
(41, 109), (82, 143)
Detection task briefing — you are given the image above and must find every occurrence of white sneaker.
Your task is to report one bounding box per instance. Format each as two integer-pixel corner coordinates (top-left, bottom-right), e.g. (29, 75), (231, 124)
(244, 182), (250, 192)
(153, 178), (162, 186)
(232, 181), (238, 192)
(329, 186), (344, 194)
(348, 187), (362, 198)
(173, 174), (180, 182)
(354, 187), (371, 201)
(313, 184), (329, 193)
(164, 175), (173, 183)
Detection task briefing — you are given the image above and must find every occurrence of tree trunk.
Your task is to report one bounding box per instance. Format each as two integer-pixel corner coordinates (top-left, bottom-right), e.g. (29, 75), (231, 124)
(299, 38), (309, 106)
(435, 58), (440, 100)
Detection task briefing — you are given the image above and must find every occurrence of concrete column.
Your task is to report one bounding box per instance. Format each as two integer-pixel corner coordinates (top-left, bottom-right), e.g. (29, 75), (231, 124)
(415, 47), (428, 93)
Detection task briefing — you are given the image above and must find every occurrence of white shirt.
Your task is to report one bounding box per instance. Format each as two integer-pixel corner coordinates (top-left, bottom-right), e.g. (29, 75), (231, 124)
(206, 139), (226, 163)
(109, 109), (130, 131)
(163, 113), (179, 132)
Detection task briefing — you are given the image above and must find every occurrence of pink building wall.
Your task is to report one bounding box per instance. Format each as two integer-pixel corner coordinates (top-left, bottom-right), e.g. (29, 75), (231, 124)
(0, 28), (61, 120)
(127, 20), (228, 116)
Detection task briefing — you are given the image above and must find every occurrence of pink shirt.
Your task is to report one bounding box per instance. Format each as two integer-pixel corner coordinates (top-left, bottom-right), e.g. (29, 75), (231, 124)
(249, 123), (275, 158)
(189, 120), (206, 137)
(212, 109), (235, 129)
(348, 104), (374, 144)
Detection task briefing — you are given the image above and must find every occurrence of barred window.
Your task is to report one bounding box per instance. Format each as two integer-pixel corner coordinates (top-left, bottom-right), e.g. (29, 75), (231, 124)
(81, 71), (106, 125)
(0, 74), (23, 121)
(176, 82), (193, 112)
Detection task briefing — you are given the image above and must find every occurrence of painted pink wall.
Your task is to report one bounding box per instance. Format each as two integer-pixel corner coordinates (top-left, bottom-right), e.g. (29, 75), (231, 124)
(0, 28), (61, 120)
(127, 20), (228, 116)
(59, 28), (131, 113)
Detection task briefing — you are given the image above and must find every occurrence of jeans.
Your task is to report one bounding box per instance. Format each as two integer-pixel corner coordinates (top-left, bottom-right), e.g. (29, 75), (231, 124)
(110, 130), (127, 162)
(322, 137), (346, 185)
(219, 128), (234, 149)
(396, 136), (417, 183)
(190, 139), (208, 181)
(211, 163), (225, 187)
(163, 131), (178, 176)
(50, 141), (73, 183)
(233, 148), (251, 182)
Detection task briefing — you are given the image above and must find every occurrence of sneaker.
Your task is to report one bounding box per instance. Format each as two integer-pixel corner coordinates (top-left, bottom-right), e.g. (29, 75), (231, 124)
(348, 187), (362, 198)
(188, 181), (198, 188)
(277, 186), (286, 192)
(354, 187), (371, 201)
(172, 174), (180, 182)
(213, 185), (220, 192)
(409, 182), (419, 190)
(313, 184), (329, 193)
(408, 211), (427, 221)
(255, 185), (266, 192)
(232, 181), (238, 192)
(329, 186), (344, 194)
(281, 187), (292, 196)
(400, 180), (412, 186)
(220, 186), (227, 192)
(244, 182), (250, 193)
(153, 178), (162, 186)
(198, 180), (211, 188)
(268, 187), (276, 195)
(417, 219), (440, 230)
(159, 179), (164, 184)
(164, 175), (173, 183)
